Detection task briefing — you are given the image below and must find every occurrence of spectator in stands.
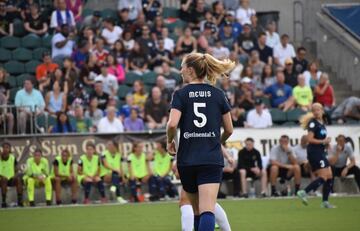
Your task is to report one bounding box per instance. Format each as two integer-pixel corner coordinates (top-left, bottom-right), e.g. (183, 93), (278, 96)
(235, 23), (257, 62)
(160, 62), (179, 87)
(120, 94), (138, 119)
(331, 96), (360, 123)
(46, 68), (68, 94)
(97, 106), (124, 133)
(111, 40), (128, 68)
(283, 58), (297, 88)
(52, 24), (76, 62)
(51, 111), (75, 133)
(142, 0), (162, 22)
(127, 142), (157, 202)
(211, 38), (230, 60)
(150, 15), (164, 40)
(50, 0), (76, 31)
(62, 57), (77, 93)
(273, 34), (296, 67)
(65, 0), (83, 22)
(74, 105), (93, 133)
(236, 77), (255, 111)
(161, 27), (175, 53)
(82, 10), (102, 34)
(45, 80), (67, 116)
(19, 0), (36, 20)
(71, 40), (90, 68)
(81, 26), (96, 49)
(329, 135), (360, 191)
(269, 135), (301, 196)
(303, 61), (321, 89)
(228, 51), (243, 83)
(132, 80), (148, 113)
(118, 0), (142, 21)
(189, 0), (207, 29)
(249, 50), (265, 84)
(128, 41), (150, 75)
(101, 17), (123, 47)
(293, 47), (308, 75)
(254, 32), (273, 65)
(144, 87), (168, 130)
(0, 69), (13, 134)
(220, 77), (236, 106)
(236, 0), (255, 25)
(78, 142), (106, 204)
(238, 137), (268, 197)
(176, 27), (197, 57)
(293, 135), (313, 179)
(106, 54), (125, 84)
(156, 75), (172, 103)
(24, 3), (48, 36)
(250, 14), (264, 37)
(122, 30), (135, 54)
(0, 142), (23, 207)
(222, 10), (242, 37)
(219, 144), (240, 198)
(84, 97), (103, 128)
(15, 79), (45, 134)
(150, 38), (173, 72)
(80, 54), (101, 87)
(0, 2), (13, 36)
(212, 1), (226, 26)
(67, 82), (89, 113)
(230, 107), (245, 127)
(92, 38), (109, 65)
(218, 21), (237, 51)
(36, 52), (59, 92)
(222, 0), (240, 11)
(23, 148), (52, 206)
(314, 73), (335, 111)
(245, 98), (272, 128)
(95, 64), (118, 98)
(264, 70), (294, 111)
(258, 64), (275, 91)
(199, 10), (216, 33)
(90, 81), (110, 111)
(265, 21), (280, 49)
(293, 74), (313, 111)
(131, 12), (146, 38)
(124, 107), (145, 132)
(180, 0), (193, 22)
(51, 148), (77, 205)
(0, 68), (10, 103)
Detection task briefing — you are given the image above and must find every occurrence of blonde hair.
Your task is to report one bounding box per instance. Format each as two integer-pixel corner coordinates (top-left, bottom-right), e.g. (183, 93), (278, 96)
(299, 103), (323, 129)
(183, 52), (235, 85)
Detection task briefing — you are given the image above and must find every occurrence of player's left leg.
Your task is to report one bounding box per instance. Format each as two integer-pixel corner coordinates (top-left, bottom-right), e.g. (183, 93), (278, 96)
(14, 176), (23, 206)
(44, 176), (53, 205)
(93, 176), (106, 203)
(0, 176), (8, 207)
(321, 167), (336, 209)
(260, 169), (268, 196)
(198, 183), (219, 231)
(69, 176), (78, 204)
(180, 189), (194, 231)
(214, 203), (231, 231)
(287, 164), (301, 194)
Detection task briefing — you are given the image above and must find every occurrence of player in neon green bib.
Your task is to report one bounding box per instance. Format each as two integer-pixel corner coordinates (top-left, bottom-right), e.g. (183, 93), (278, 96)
(152, 142), (177, 199)
(51, 149), (77, 205)
(100, 140), (127, 204)
(0, 142), (23, 208)
(77, 142), (106, 204)
(128, 142), (156, 202)
(23, 148), (52, 206)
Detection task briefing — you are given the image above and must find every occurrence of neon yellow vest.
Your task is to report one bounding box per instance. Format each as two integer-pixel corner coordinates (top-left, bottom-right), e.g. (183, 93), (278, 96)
(100, 150), (122, 177)
(26, 157), (49, 177)
(51, 155), (72, 177)
(0, 154), (16, 179)
(128, 153), (147, 178)
(153, 151), (172, 176)
(80, 154), (99, 177)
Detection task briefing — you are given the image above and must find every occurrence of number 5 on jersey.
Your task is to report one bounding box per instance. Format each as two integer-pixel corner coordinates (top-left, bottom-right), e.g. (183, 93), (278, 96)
(193, 102), (207, 128)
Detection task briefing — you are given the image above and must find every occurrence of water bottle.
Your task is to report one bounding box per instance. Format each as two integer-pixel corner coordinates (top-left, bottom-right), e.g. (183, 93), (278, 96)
(249, 186), (256, 198)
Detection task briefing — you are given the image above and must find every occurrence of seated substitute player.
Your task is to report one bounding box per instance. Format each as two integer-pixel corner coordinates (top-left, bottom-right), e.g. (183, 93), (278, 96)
(23, 148), (52, 206)
(77, 142), (107, 204)
(100, 140), (127, 204)
(269, 135), (301, 196)
(329, 135), (360, 191)
(51, 149), (77, 205)
(151, 141), (177, 199)
(0, 142), (23, 208)
(293, 135), (313, 179)
(237, 137), (268, 197)
(127, 142), (157, 202)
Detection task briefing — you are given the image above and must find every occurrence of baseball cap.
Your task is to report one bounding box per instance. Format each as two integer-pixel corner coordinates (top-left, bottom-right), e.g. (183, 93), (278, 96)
(254, 98), (263, 105)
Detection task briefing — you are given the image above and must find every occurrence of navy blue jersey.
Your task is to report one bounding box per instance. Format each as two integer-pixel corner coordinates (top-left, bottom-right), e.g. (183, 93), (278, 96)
(307, 118), (327, 153)
(171, 83), (231, 167)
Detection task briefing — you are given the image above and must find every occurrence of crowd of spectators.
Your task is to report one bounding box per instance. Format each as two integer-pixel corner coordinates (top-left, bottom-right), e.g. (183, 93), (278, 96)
(0, 0), (359, 135)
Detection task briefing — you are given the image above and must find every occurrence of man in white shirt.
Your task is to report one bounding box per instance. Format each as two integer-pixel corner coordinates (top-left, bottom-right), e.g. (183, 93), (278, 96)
(265, 21), (280, 48)
(51, 25), (75, 60)
(161, 27), (175, 52)
(236, 0), (256, 25)
(211, 39), (230, 59)
(293, 135), (313, 178)
(50, 0), (75, 31)
(273, 34), (296, 67)
(95, 65), (118, 97)
(97, 106), (124, 133)
(245, 98), (272, 128)
(101, 18), (123, 47)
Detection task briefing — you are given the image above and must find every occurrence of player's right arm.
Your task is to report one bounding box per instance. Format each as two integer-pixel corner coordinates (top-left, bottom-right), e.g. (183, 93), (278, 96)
(166, 108), (182, 155)
(221, 111), (233, 144)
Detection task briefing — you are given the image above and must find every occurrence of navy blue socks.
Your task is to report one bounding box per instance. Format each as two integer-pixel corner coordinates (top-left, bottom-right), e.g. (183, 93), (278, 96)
(305, 177), (325, 194)
(199, 211), (215, 231)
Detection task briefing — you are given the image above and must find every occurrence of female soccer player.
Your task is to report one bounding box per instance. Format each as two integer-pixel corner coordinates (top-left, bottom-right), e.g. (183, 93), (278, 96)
(297, 103), (336, 208)
(167, 52), (234, 230)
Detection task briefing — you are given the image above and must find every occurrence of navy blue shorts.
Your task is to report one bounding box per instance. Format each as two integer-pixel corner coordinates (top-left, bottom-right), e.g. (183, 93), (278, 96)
(177, 165), (223, 193)
(308, 151), (329, 171)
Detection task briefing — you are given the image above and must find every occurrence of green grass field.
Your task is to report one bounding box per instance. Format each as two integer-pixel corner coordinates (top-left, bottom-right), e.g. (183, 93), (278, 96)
(1, 197), (359, 231)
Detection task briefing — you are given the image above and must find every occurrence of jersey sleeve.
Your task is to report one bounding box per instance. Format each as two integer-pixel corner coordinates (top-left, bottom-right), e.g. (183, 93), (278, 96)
(307, 120), (317, 133)
(221, 91), (232, 114)
(171, 90), (183, 112)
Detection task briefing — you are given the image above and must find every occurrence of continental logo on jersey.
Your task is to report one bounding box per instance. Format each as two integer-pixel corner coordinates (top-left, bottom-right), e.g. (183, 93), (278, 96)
(189, 91), (212, 98)
(183, 132), (216, 139)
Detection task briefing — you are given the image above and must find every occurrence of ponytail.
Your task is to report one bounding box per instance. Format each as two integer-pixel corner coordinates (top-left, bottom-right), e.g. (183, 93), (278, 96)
(299, 112), (314, 130)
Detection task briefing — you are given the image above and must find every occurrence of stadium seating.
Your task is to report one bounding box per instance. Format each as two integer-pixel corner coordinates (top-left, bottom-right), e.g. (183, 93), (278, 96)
(124, 72), (143, 86)
(269, 108), (287, 124)
(142, 71), (158, 86)
(286, 108), (306, 123)
(25, 60), (42, 74)
(1, 36), (21, 50)
(4, 61), (25, 75)
(12, 48), (33, 62)
(0, 48), (12, 62)
(162, 7), (179, 18)
(33, 48), (50, 60)
(42, 35), (53, 49)
(117, 85), (133, 100)
(21, 35), (42, 49)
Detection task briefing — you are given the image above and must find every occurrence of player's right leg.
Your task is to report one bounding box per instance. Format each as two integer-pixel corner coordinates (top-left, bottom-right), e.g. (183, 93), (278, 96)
(179, 189), (194, 231)
(0, 176), (8, 208)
